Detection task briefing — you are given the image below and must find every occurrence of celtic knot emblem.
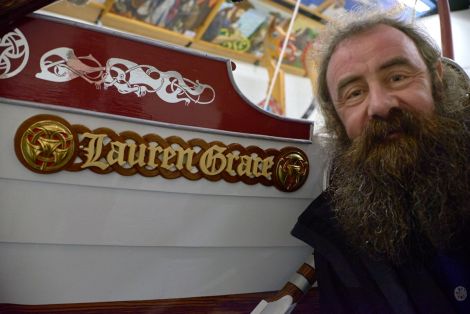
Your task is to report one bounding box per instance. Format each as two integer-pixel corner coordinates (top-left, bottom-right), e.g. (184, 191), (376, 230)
(274, 148), (309, 192)
(15, 116), (77, 173)
(0, 28), (29, 79)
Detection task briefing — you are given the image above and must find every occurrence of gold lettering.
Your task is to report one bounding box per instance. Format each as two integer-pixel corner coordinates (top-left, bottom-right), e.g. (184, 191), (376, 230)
(175, 147), (196, 171)
(251, 156), (264, 177)
(225, 152), (239, 176)
(147, 145), (163, 168)
(161, 146), (176, 170)
(81, 133), (108, 170)
(199, 145), (227, 175)
(127, 143), (147, 167)
(261, 156), (274, 178)
(76, 129), (281, 184)
(107, 141), (127, 166)
(237, 155), (253, 177)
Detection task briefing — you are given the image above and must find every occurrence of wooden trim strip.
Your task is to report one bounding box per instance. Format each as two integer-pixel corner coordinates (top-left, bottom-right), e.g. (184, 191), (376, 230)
(0, 289), (319, 313)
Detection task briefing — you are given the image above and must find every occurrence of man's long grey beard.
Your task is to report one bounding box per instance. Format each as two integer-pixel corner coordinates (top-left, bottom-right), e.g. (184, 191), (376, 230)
(329, 108), (470, 264)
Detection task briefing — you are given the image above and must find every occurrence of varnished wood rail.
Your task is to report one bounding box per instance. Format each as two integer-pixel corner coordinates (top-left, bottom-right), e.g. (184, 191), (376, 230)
(0, 289), (319, 314)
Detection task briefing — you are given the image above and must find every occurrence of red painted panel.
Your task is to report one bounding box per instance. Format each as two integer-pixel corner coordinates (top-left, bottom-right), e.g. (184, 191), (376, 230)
(0, 15), (312, 140)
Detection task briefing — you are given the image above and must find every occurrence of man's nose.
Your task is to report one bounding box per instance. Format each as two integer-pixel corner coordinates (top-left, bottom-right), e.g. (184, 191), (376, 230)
(367, 85), (399, 119)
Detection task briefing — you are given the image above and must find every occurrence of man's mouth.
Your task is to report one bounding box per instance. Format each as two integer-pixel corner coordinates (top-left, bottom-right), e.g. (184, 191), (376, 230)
(371, 129), (404, 144)
(386, 130), (403, 139)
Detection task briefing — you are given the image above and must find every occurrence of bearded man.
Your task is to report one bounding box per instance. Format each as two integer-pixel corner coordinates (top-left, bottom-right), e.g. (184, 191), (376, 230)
(290, 10), (470, 314)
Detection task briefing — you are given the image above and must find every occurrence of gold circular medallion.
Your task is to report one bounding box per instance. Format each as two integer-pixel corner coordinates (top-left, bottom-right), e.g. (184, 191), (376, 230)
(273, 147), (309, 192)
(15, 115), (76, 173)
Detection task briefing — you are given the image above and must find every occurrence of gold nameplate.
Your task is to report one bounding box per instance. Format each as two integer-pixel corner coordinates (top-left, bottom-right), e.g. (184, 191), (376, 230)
(15, 115), (309, 192)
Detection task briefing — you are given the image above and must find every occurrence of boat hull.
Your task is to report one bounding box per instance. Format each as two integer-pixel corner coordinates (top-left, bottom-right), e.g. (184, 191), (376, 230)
(0, 13), (326, 307)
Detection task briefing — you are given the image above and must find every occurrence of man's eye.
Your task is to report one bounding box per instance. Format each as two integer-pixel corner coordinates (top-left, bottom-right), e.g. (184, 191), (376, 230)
(390, 74), (406, 82)
(347, 89), (363, 99)
(338, 89), (364, 107)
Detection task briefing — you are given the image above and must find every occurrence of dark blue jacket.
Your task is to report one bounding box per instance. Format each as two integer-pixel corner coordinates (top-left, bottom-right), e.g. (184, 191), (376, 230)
(292, 192), (470, 314)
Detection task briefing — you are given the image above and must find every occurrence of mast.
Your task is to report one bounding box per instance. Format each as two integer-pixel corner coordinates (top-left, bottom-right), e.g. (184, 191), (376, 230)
(436, 0), (454, 59)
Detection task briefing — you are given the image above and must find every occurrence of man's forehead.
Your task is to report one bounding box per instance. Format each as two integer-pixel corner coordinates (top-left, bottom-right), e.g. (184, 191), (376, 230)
(333, 24), (417, 57)
(326, 24), (426, 81)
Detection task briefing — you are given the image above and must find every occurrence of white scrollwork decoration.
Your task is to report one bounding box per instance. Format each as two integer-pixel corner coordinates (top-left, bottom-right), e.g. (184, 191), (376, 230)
(0, 28), (30, 79)
(36, 47), (104, 84)
(35, 47), (215, 105)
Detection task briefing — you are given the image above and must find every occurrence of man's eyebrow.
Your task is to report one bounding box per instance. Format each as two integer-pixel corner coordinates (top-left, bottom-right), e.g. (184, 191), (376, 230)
(379, 57), (415, 71)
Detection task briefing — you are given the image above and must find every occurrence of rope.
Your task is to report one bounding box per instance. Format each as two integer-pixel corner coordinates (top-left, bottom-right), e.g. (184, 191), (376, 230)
(263, 0), (302, 111)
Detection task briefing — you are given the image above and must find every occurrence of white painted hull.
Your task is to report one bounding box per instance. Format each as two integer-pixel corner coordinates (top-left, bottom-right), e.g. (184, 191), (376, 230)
(0, 99), (327, 304)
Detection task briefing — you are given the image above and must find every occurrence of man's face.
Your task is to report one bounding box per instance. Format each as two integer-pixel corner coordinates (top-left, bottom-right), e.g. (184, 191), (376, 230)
(326, 24), (436, 139)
